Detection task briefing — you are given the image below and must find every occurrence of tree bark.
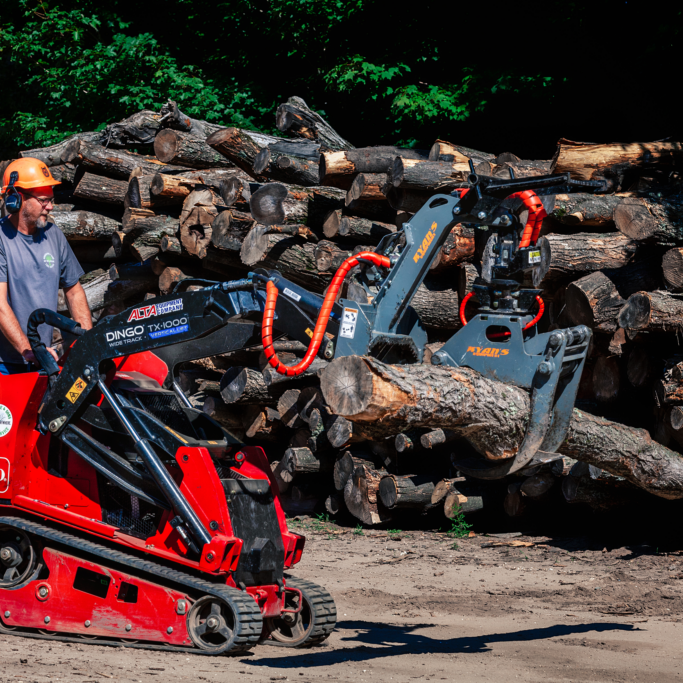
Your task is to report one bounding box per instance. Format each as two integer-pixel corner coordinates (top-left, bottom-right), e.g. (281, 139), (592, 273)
(126, 175), (178, 210)
(158, 99), (225, 139)
(122, 208), (179, 237)
(614, 195), (683, 244)
(391, 158), (469, 191)
(276, 96), (354, 151)
(20, 131), (101, 166)
(428, 140), (495, 165)
(320, 355), (683, 499)
(179, 188), (224, 258)
(158, 266), (189, 295)
(282, 447), (333, 475)
(219, 367), (276, 405)
(346, 173), (387, 205)
(74, 173), (128, 205)
(63, 139), (185, 179)
(50, 210), (121, 240)
(206, 127), (281, 180)
(333, 450), (376, 491)
(549, 193), (623, 227)
(249, 183), (345, 227)
(379, 474), (437, 509)
(252, 139), (321, 185)
(520, 472), (556, 498)
(428, 224), (475, 273)
(220, 176), (261, 210)
(663, 248), (683, 291)
(618, 290), (683, 333)
(320, 146), (427, 182)
(564, 271), (626, 334)
(344, 464), (392, 525)
(154, 129), (234, 169)
(322, 210), (395, 243)
(551, 139), (683, 192)
(210, 209), (255, 251)
(545, 233), (637, 279)
(151, 169), (249, 200)
(99, 109), (161, 147)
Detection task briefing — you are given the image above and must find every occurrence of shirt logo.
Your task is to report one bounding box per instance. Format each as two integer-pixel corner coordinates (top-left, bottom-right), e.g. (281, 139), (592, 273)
(43, 253), (55, 268)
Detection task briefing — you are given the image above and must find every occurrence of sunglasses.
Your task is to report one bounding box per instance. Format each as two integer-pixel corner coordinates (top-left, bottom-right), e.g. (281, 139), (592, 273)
(21, 192), (54, 208)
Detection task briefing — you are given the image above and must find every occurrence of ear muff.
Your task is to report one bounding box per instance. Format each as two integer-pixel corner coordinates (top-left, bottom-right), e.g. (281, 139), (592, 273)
(5, 172), (22, 214)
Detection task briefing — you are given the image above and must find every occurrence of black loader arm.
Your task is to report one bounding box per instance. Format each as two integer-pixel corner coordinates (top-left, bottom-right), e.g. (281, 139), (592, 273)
(28, 281), (261, 435)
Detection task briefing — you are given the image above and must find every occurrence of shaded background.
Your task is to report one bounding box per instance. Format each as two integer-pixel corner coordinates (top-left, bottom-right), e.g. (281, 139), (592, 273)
(1, 0), (679, 159)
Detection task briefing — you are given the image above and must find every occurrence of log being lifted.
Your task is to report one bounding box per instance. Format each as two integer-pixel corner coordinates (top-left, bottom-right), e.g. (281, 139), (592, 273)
(154, 129), (235, 169)
(618, 290), (683, 333)
(248, 183), (345, 227)
(74, 173), (128, 205)
(252, 139), (321, 186)
(63, 139), (186, 179)
(319, 146), (428, 183)
(206, 127), (282, 181)
(614, 195), (683, 244)
(319, 355), (683, 499)
(550, 138), (683, 192)
(276, 96), (354, 151)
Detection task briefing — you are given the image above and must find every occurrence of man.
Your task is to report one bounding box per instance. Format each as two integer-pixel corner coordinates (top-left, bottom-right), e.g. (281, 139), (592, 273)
(0, 158), (92, 375)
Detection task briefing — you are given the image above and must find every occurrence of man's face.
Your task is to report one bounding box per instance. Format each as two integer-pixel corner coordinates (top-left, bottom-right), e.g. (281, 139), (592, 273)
(19, 186), (54, 229)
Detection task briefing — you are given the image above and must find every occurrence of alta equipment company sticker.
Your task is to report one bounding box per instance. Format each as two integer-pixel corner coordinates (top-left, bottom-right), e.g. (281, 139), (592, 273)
(0, 405), (13, 437)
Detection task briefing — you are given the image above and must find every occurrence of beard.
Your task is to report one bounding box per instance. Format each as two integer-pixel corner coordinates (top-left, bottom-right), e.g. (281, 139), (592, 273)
(35, 216), (48, 229)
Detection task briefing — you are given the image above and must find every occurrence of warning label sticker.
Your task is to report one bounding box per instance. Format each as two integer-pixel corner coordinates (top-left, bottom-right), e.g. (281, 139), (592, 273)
(529, 250), (542, 264)
(66, 377), (87, 404)
(340, 307), (358, 339)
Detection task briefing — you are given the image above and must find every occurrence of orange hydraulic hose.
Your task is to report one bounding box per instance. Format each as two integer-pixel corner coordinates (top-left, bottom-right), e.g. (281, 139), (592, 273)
(262, 252), (392, 376)
(508, 190), (547, 248)
(459, 293), (545, 338)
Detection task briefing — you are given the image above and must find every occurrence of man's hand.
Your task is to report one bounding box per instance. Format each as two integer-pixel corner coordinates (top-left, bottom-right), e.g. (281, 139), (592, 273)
(22, 346), (59, 364)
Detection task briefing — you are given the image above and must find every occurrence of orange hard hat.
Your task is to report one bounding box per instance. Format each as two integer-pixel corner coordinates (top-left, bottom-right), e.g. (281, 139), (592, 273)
(2, 158), (60, 193)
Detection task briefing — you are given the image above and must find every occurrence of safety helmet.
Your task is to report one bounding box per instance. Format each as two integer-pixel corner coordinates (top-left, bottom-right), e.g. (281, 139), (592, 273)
(1, 158), (60, 194)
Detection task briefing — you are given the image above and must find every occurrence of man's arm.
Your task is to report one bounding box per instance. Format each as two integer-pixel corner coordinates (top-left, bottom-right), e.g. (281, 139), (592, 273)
(63, 282), (92, 331)
(0, 282), (59, 362)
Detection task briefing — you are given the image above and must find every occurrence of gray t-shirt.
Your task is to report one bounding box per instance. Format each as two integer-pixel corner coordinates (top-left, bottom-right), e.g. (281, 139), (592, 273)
(0, 216), (84, 364)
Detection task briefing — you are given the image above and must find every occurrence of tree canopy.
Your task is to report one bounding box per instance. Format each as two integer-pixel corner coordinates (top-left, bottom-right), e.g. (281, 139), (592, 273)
(1, 0), (680, 159)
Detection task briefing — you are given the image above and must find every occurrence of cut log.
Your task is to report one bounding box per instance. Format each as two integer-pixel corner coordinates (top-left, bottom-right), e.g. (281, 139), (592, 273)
(654, 358), (683, 405)
(520, 472), (556, 498)
(219, 367), (275, 405)
(249, 183), (345, 227)
(158, 266), (189, 295)
(344, 464), (391, 525)
(384, 187), (434, 213)
(545, 233), (637, 279)
(179, 188), (220, 258)
(391, 158), (469, 191)
(240, 223), (317, 267)
(458, 263), (479, 299)
(551, 139), (683, 192)
(58, 270), (150, 313)
(325, 414), (387, 449)
(122, 208), (179, 238)
(411, 277), (461, 330)
(564, 271), (625, 334)
(429, 224), (475, 273)
(252, 139), (321, 185)
(241, 405), (284, 441)
(158, 99), (225, 139)
(99, 109), (161, 147)
(276, 96), (353, 151)
(63, 139), (185, 179)
(444, 487), (483, 516)
(320, 354), (683, 499)
(614, 195), (683, 244)
(50, 210), (121, 240)
(549, 193), (623, 228)
(379, 474), (437, 509)
(20, 131), (101, 166)
(320, 146), (427, 182)
(282, 447), (333, 475)
(346, 173), (387, 205)
(325, 493), (343, 515)
(200, 395), (244, 435)
(663, 248), (683, 291)
(210, 210), (255, 252)
(74, 173), (128, 205)
(271, 460), (291, 493)
(154, 129), (234, 169)
(420, 428), (458, 449)
(561, 472), (640, 510)
(125, 175), (178, 210)
(333, 450), (376, 491)
(206, 127), (281, 180)
(220, 176), (261, 210)
(428, 140), (495, 164)
(150, 169), (246, 201)
(618, 291), (683, 332)
(322, 210), (395, 243)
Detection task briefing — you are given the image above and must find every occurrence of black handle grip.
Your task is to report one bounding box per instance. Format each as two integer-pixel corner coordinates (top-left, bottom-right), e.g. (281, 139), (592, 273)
(26, 308), (86, 375)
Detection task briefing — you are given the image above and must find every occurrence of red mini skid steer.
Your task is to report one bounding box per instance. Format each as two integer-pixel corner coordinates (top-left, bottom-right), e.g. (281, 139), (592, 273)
(0, 283), (336, 654)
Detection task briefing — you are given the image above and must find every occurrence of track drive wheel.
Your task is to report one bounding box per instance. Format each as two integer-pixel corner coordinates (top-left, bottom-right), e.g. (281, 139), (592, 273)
(187, 592), (262, 654)
(264, 577), (337, 647)
(0, 526), (42, 588)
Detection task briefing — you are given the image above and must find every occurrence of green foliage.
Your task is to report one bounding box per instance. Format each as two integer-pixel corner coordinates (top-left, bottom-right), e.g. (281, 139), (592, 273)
(446, 507), (472, 539)
(353, 524), (364, 536)
(387, 528), (402, 535)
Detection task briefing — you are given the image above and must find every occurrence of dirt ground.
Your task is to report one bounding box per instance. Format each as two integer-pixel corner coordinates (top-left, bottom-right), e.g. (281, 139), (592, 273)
(2, 515), (683, 683)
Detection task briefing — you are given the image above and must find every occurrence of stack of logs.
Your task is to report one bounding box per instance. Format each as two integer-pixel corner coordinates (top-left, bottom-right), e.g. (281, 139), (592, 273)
(3, 95), (683, 526)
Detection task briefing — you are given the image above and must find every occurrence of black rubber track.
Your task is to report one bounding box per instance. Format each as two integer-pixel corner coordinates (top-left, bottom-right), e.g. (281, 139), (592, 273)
(265, 576), (337, 648)
(0, 516), (262, 655)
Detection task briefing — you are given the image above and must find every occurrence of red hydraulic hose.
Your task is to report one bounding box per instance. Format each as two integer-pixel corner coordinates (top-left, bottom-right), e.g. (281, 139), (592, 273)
(508, 190), (547, 248)
(262, 252), (392, 376)
(459, 293), (545, 337)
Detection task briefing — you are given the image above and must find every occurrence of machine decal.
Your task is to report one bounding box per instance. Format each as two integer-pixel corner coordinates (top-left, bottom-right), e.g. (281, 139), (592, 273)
(148, 317), (189, 340)
(66, 377), (88, 404)
(340, 308), (358, 339)
(0, 457), (9, 493)
(528, 250), (541, 263)
(0, 405), (12, 437)
(412, 221), (438, 263)
(127, 298), (183, 323)
(106, 325), (145, 348)
(283, 288), (301, 302)
(467, 346), (510, 358)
